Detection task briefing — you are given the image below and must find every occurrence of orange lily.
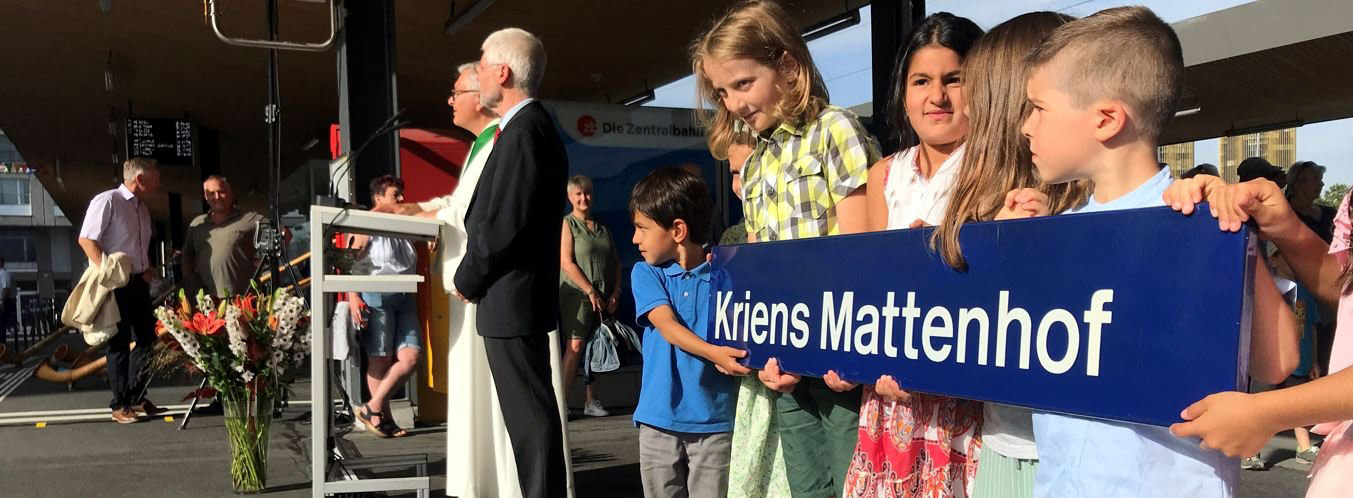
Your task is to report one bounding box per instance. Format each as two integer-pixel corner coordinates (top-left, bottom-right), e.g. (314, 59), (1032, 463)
(186, 311), (226, 336)
(235, 295), (258, 320)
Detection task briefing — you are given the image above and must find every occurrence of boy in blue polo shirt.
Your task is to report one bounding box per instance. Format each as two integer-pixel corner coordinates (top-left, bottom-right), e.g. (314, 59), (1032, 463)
(628, 167), (751, 498)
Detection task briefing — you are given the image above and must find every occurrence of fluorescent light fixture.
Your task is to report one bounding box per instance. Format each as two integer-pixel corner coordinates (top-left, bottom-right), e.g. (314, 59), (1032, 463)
(803, 9), (861, 42)
(620, 90), (656, 107)
(1174, 107), (1201, 118)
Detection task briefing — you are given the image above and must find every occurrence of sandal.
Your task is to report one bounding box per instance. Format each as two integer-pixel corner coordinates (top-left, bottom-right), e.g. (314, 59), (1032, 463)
(356, 404), (392, 438)
(379, 418), (409, 438)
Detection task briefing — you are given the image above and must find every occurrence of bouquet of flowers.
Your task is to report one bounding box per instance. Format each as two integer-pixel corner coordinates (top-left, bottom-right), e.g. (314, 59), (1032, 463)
(154, 286), (310, 492)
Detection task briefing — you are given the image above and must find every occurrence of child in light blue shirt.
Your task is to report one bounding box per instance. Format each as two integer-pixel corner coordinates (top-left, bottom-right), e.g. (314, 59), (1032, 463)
(1007, 6), (1300, 497)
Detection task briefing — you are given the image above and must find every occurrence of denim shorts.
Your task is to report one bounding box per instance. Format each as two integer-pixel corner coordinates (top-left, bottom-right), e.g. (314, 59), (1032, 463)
(359, 292), (422, 357)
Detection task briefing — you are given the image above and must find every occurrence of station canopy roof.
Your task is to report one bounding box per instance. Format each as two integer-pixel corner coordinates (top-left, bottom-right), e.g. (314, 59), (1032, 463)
(0, 0), (869, 222)
(1, 0), (1350, 224)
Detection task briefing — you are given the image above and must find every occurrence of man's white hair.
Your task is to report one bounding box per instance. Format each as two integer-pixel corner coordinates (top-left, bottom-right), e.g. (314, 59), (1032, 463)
(123, 157), (157, 184)
(456, 62), (479, 90)
(481, 28), (546, 97)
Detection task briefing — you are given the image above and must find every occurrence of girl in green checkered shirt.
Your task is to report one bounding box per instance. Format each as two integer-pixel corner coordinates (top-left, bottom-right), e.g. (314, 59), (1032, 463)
(692, 1), (880, 496)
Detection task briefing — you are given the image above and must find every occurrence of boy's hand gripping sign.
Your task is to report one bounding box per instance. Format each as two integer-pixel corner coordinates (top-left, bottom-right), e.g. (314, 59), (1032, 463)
(709, 205), (1253, 427)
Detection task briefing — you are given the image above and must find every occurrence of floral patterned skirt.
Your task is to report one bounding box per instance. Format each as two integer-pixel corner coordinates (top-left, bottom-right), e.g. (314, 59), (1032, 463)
(842, 388), (983, 498)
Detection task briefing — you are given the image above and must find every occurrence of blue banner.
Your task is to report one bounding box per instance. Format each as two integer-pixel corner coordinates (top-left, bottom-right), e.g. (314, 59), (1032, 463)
(708, 206), (1254, 427)
(546, 101), (726, 329)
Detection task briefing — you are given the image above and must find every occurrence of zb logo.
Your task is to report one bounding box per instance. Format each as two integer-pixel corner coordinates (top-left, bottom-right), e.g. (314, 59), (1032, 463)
(577, 115), (598, 138)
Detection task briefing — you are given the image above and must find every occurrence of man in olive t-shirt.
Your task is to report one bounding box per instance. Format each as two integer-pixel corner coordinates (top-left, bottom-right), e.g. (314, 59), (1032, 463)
(183, 176), (263, 298)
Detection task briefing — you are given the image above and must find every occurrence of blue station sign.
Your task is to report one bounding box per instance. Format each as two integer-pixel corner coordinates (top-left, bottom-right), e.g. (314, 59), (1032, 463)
(708, 206), (1254, 427)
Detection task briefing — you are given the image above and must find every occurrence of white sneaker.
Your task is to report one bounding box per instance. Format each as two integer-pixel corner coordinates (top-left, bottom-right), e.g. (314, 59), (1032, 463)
(582, 400), (609, 417)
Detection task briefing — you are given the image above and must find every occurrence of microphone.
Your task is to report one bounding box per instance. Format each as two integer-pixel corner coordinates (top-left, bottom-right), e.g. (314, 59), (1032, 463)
(319, 109), (410, 206)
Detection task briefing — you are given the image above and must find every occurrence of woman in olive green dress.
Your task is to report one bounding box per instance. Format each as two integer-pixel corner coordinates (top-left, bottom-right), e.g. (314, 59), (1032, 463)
(560, 175), (621, 417)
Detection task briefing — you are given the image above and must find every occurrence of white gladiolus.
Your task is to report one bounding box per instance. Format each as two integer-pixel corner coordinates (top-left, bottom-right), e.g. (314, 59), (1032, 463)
(260, 291), (308, 377)
(155, 307), (205, 367)
(269, 349), (285, 375)
(225, 305), (248, 373)
(272, 295), (305, 354)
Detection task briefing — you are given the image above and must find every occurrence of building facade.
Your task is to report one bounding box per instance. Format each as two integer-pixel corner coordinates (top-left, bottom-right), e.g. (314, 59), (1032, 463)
(1218, 128), (1298, 183)
(1158, 142), (1197, 178)
(0, 131), (82, 308)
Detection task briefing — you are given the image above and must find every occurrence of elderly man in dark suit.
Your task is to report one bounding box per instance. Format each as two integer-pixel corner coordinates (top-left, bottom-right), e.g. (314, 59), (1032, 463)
(453, 27), (569, 498)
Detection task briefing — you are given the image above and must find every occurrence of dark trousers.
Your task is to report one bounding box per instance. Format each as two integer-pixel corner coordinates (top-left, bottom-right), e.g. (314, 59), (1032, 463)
(484, 333), (567, 498)
(107, 277), (155, 410)
(0, 297), (11, 344)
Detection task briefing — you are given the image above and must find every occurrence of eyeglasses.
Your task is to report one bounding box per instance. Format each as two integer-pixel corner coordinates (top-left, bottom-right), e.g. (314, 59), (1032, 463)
(450, 89), (479, 100)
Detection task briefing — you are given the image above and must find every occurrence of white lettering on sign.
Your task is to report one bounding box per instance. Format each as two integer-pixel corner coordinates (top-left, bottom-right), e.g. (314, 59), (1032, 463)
(820, 291), (854, 352)
(714, 289), (1116, 377)
(715, 291), (812, 348)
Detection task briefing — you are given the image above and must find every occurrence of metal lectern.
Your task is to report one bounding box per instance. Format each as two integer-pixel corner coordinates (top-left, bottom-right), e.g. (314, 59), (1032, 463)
(309, 205), (440, 497)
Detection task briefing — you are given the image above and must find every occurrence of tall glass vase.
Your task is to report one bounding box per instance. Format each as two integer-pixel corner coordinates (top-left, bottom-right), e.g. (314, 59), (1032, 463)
(222, 392), (273, 493)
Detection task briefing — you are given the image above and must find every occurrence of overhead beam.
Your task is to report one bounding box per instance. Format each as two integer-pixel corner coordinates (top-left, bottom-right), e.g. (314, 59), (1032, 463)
(870, 0), (925, 154)
(336, 0), (400, 204)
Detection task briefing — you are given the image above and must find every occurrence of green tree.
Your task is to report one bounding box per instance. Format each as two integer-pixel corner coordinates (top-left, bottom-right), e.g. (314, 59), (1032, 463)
(1321, 183), (1349, 208)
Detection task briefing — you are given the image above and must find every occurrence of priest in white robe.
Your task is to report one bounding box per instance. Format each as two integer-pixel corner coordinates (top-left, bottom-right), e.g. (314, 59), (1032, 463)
(380, 62), (573, 498)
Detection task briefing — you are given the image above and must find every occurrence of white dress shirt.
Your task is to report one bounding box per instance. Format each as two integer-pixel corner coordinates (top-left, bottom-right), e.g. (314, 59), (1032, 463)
(79, 184), (152, 273)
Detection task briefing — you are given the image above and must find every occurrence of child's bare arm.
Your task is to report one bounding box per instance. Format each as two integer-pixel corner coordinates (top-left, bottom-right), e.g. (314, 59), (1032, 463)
(1205, 180), (1343, 310)
(1275, 231), (1342, 311)
(1265, 209), (1342, 311)
(646, 304), (750, 376)
(1247, 261), (1300, 385)
(1171, 365), (1353, 458)
(836, 189), (870, 235)
(865, 157), (891, 232)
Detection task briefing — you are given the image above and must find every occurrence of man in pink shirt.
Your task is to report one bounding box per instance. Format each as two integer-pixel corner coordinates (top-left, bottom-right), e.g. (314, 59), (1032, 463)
(77, 157), (163, 424)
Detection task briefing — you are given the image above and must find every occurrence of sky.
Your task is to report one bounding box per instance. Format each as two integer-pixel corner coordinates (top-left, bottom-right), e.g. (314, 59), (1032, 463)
(649, 0), (1353, 189)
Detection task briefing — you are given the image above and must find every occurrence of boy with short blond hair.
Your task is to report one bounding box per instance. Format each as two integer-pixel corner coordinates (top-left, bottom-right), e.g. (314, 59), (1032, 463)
(1016, 6), (1300, 497)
